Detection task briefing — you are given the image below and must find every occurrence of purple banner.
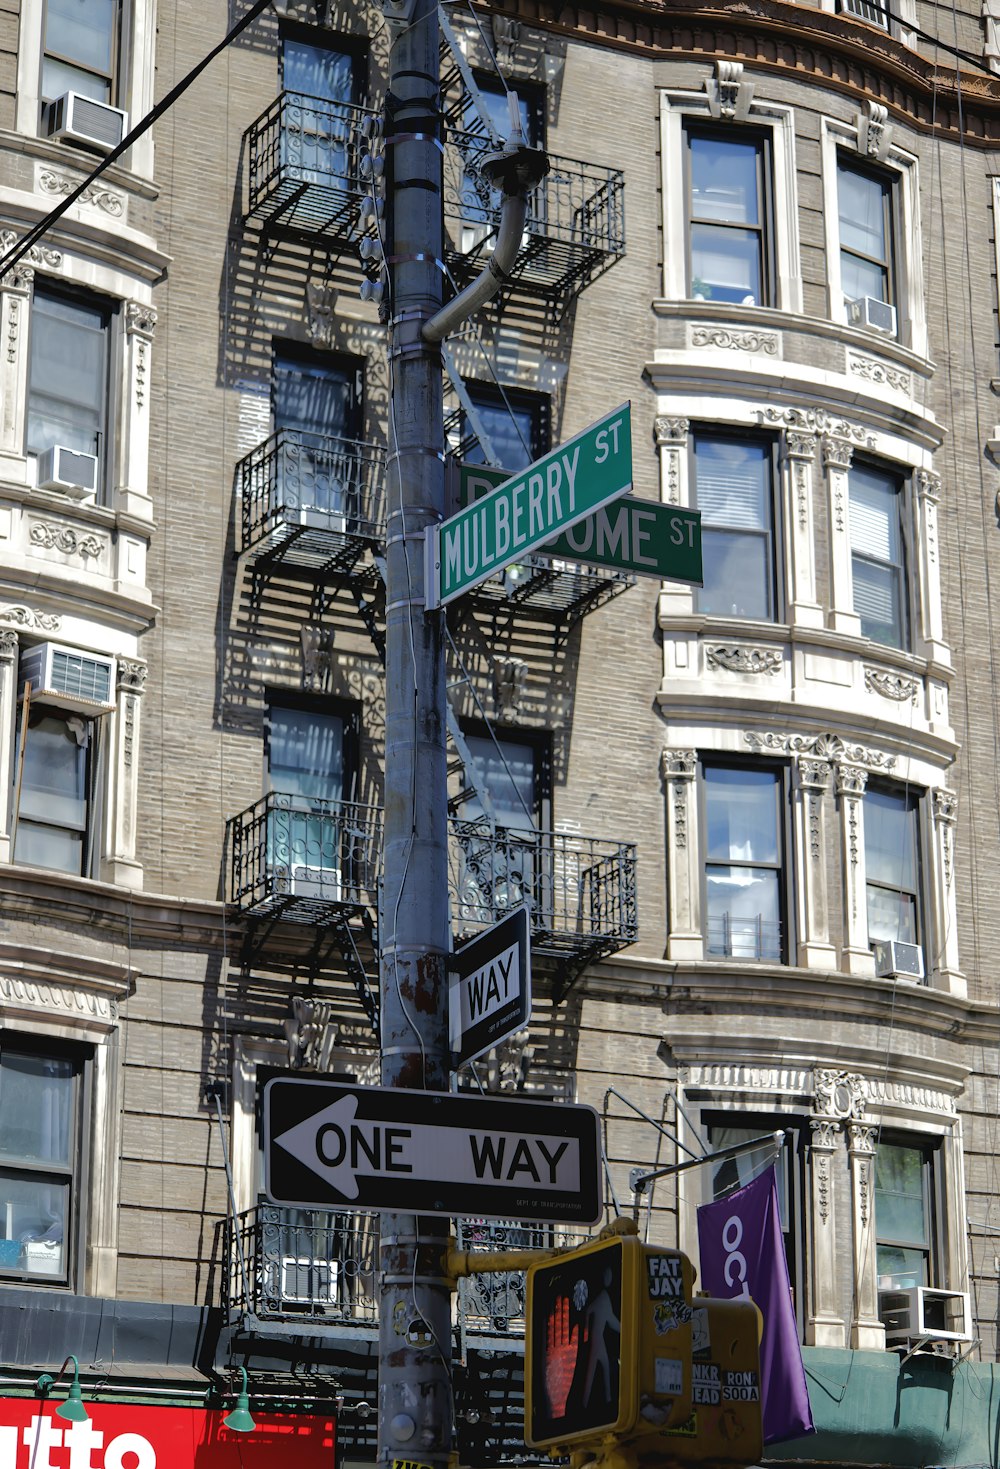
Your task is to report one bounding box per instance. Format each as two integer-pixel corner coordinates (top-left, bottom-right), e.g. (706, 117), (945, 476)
(697, 1166), (814, 1445)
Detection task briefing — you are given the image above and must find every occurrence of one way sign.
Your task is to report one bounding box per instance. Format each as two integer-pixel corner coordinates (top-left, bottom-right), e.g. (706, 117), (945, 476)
(264, 1079), (602, 1224)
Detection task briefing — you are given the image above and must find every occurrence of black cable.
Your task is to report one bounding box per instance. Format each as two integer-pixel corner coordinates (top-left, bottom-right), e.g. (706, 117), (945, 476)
(0, 0), (273, 281)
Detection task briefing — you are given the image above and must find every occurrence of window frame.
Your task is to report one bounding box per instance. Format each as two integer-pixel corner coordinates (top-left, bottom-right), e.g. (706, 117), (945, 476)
(683, 121), (774, 308)
(874, 1133), (939, 1291)
(26, 280), (115, 504)
(836, 153), (898, 319)
(704, 1111), (806, 1339)
(863, 778), (925, 962)
(457, 722), (552, 833)
(690, 427), (781, 623)
(847, 458), (912, 651)
(699, 757), (791, 964)
(40, 0), (122, 107)
(278, 23), (367, 104)
(0, 1034), (91, 1290)
(12, 702), (107, 880)
(459, 383), (551, 475)
(264, 691), (361, 804)
(271, 341), (364, 441)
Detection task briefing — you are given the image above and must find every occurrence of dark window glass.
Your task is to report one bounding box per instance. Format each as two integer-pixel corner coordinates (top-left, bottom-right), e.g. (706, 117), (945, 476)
(0, 1044), (82, 1283)
(849, 463), (908, 649)
(693, 433), (776, 620)
(13, 710), (91, 876)
(273, 350), (362, 522)
(266, 705), (347, 884)
(704, 765), (784, 961)
(42, 0), (120, 104)
(280, 37), (361, 187)
(463, 734), (538, 832)
(687, 129), (769, 306)
(461, 387), (547, 474)
(27, 287), (110, 488)
(875, 1141), (932, 1289)
(865, 784), (920, 949)
(838, 158), (894, 308)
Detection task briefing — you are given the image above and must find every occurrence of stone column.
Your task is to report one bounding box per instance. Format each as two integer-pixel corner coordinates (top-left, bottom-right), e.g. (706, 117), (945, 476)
(782, 431), (823, 628)
(929, 788), (965, 996)
(656, 417), (693, 622)
(835, 762), (875, 976)
(807, 1118), (845, 1346)
(662, 748), (702, 960)
(793, 756), (836, 968)
(0, 627), (18, 861)
(0, 257), (33, 480)
(824, 437), (862, 636)
(102, 659), (146, 889)
(915, 469), (948, 666)
(117, 302), (157, 519)
(848, 1121), (885, 1349)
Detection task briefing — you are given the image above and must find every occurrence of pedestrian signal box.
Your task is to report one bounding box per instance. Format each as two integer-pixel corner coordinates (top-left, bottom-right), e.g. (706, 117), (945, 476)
(659, 1296), (763, 1469)
(525, 1232), (695, 1452)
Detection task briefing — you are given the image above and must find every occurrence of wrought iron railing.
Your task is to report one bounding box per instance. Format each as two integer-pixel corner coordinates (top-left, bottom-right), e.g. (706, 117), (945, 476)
(239, 428), (386, 554)
(448, 818), (637, 956)
(224, 1206), (590, 1336)
(444, 130), (625, 295)
(706, 914), (783, 962)
(244, 91), (379, 236)
(456, 1218), (590, 1335)
(226, 1204), (380, 1324)
(228, 793), (382, 917)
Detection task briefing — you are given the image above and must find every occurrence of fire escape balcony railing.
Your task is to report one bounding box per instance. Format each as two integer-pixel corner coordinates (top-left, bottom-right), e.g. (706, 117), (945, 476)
(444, 130), (625, 300)
(228, 793), (382, 924)
(224, 1205), (590, 1337)
(238, 428), (386, 577)
(244, 91), (379, 241)
(448, 817), (638, 966)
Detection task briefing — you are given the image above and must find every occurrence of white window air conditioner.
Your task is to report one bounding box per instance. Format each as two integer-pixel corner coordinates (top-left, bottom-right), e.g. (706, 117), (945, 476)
(879, 1286), (971, 1344)
(873, 939), (924, 981)
(848, 295), (897, 335)
(281, 1255), (338, 1305)
(272, 864), (343, 902)
(18, 642), (115, 714)
(43, 91), (128, 151)
(35, 445), (99, 501)
(298, 503), (347, 535)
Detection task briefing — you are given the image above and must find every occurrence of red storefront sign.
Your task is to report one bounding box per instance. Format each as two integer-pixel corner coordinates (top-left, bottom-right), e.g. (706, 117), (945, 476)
(0, 1398), (335, 1468)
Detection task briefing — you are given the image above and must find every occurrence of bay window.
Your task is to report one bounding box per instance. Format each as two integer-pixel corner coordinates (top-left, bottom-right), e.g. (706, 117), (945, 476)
(849, 462), (909, 649)
(27, 284), (111, 500)
(13, 708), (99, 877)
(838, 157), (896, 317)
(685, 126), (771, 306)
(693, 432), (778, 621)
(875, 1138), (934, 1290)
(864, 782), (922, 954)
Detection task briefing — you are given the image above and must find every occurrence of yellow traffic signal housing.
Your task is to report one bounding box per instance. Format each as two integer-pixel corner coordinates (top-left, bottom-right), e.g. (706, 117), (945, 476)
(525, 1233), (695, 1453)
(655, 1295), (763, 1469)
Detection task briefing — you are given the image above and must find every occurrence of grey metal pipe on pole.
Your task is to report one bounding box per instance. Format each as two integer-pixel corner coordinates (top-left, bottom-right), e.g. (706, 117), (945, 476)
(377, 0), (452, 1462)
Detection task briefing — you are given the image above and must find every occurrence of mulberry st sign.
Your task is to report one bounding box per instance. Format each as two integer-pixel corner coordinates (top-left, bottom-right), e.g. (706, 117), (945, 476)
(265, 1078), (602, 1223)
(426, 404), (633, 607)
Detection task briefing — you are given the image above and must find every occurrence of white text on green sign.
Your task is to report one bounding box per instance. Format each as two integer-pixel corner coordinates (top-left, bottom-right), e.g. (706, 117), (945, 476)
(430, 404), (632, 605)
(460, 464), (702, 584)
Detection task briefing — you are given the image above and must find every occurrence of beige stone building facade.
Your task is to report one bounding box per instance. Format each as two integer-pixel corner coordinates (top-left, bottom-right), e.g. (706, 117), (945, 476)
(2, 0), (1000, 1459)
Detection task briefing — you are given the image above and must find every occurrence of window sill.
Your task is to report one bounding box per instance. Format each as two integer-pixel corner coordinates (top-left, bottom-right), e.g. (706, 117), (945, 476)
(0, 126), (159, 199)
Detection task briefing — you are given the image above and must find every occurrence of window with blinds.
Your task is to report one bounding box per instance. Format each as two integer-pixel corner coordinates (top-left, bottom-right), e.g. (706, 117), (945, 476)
(848, 463), (908, 648)
(692, 433), (777, 620)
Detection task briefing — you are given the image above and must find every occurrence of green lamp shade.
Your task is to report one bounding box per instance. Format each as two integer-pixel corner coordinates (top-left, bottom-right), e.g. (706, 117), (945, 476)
(222, 1370), (256, 1433)
(56, 1382), (90, 1424)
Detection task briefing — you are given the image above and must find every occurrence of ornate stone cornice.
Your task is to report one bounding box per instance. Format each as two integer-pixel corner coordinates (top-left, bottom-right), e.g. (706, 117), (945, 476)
(706, 644), (782, 675)
(755, 406), (873, 446)
(744, 730), (896, 773)
(680, 1061), (812, 1095)
(864, 666), (919, 702)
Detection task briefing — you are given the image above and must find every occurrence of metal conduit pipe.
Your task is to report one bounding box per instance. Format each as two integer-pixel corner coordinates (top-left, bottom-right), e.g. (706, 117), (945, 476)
(421, 188), (529, 344)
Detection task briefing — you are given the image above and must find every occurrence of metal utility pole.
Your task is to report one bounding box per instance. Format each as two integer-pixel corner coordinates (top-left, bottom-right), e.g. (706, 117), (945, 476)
(377, 0), (452, 1462)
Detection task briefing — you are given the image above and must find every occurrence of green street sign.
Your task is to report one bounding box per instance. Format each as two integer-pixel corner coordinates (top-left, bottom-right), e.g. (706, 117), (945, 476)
(459, 463), (702, 585)
(427, 404), (633, 607)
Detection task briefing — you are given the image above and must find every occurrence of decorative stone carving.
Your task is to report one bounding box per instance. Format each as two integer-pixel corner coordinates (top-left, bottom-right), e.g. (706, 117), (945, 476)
(123, 696), (137, 768)
(848, 353), (912, 395)
(858, 100), (892, 160)
(689, 325), (779, 355)
(6, 296), (20, 364)
(821, 436), (854, 471)
(0, 973), (117, 1021)
(37, 169), (124, 216)
(864, 666), (919, 702)
(706, 58), (753, 120)
(661, 748), (697, 780)
(848, 1121), (877, 1156)
(493, 656), (528, 718)
(814, 1068), (867, 1120)
(835, 762), (868, 798)
(654, 417), (690, 445)
(706, 645), (782, 675)
(810, 1117), (841, 1151)
(117, 660), (148, 692)
(865, 1076), (956, 1113)
(306, 280), (336, 346)
(744, 730), (896, 772)
(125, 302), (157, 335)
(0, 604), (60, 631)
(681, 1061), (813, 1095)
(916, 468), (942, 503)
(0, 629), (17, 660)
(29, 522), (104, 560)
(784, 431), (817, 460)
(284, 993), (339, 1071)
(755, 406), (874, 447)
(809, 1119), (840, 1224)
(0, 230), (62, 277)
(933, 787), (957, 887)
(797, 756), (831, 791)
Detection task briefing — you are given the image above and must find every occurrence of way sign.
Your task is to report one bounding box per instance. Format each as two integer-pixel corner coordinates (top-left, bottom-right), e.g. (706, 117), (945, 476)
(460, 463), (702, 585)
(265, 1078), (602, 1224)
(427, 403), (633, 607)
(449, 905), (531, 1070)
